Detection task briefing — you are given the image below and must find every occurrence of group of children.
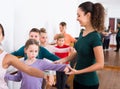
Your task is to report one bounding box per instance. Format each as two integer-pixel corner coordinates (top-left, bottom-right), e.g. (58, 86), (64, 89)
(6, 21), (76, 89)
(0, 1), (106, 89)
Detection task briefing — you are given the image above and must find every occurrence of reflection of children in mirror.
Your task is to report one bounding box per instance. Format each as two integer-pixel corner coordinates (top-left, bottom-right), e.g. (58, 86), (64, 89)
(102, 26), (112, 51)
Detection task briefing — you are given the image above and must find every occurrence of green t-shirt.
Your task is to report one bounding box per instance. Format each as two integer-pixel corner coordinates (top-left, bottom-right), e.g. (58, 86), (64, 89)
(74, 30), (102, 86)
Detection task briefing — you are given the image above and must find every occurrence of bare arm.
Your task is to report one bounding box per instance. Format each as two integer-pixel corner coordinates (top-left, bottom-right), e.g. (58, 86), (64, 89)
(67, 46), (104, 75)
(54, 51), (77, 64)
(3, 54), (45, 78)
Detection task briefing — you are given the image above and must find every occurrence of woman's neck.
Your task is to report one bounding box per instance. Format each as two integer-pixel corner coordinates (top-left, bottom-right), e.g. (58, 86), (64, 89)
(85, 25), (94, 32)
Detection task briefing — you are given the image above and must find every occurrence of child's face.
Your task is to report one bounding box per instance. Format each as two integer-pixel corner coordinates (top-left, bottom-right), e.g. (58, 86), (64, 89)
(40, 33), (48, 44)
(25, 44), (39, 59)
(29, 32), (40, 43)
(57, 38), (65, 46)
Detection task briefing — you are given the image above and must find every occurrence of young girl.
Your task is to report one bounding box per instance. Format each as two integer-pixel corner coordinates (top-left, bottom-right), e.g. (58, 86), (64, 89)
(0, 24), (46, 89)
(5, 39), (68, 89)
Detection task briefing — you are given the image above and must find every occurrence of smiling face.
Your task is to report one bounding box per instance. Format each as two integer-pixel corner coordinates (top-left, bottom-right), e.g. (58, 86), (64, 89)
(76, 8), (91, 27)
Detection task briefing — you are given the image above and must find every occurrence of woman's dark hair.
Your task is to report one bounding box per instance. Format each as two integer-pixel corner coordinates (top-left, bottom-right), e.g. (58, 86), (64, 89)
(78, 1), (105, 32)
(0, 24), (5, 36)
(25, 39), (39, 50)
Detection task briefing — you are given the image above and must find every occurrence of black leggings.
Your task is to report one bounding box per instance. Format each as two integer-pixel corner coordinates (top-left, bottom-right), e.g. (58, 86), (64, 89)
(73, 80), (99, 89)
(116, 36), (120, 50)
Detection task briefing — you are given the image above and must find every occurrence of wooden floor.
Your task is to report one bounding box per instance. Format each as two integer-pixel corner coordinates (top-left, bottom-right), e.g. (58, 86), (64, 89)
(48, 47), (120, 89)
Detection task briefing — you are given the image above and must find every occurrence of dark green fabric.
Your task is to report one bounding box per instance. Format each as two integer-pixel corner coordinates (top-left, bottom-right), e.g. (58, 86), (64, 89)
(11, 46), (59, 61)
(74, 30), (102, 86)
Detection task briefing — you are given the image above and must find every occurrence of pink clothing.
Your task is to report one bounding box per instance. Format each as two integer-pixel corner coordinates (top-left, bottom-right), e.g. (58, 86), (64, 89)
(0, 51), (9, 89)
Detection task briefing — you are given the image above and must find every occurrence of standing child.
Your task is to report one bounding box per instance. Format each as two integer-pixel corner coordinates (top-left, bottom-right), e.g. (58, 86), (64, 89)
(5, 39), (69, 89)
(55, 34), (74, 89)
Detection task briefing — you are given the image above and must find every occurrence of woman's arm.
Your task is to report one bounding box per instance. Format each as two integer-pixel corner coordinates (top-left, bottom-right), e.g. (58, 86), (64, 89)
(3, 54), (45, 78)
(54, 51), (77, 64)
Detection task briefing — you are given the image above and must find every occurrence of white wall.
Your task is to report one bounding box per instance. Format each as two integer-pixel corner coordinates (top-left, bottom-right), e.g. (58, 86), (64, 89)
(106, 4), (120, 45)
(13, 0), (80, 50)
(1, 0), (120, 52)
(0, 0), (14, 52)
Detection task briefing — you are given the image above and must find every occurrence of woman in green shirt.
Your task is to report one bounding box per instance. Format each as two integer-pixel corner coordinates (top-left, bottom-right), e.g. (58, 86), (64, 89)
(56, 1), (105, 89)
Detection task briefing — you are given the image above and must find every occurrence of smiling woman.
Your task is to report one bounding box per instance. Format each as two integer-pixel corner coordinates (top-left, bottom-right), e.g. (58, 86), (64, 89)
(55, 1), (105, 89)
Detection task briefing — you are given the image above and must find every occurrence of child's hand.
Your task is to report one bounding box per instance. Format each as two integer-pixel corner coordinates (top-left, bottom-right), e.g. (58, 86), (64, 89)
(65, 66), (78, 75)
(64, 65), (70, 73)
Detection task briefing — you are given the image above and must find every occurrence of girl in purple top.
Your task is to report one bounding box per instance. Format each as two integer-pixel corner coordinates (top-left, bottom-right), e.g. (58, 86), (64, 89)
(5, 39), (68, 89)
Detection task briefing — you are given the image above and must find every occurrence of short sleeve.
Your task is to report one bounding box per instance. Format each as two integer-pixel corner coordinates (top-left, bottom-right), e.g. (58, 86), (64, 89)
(91, 33), (102, 48)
